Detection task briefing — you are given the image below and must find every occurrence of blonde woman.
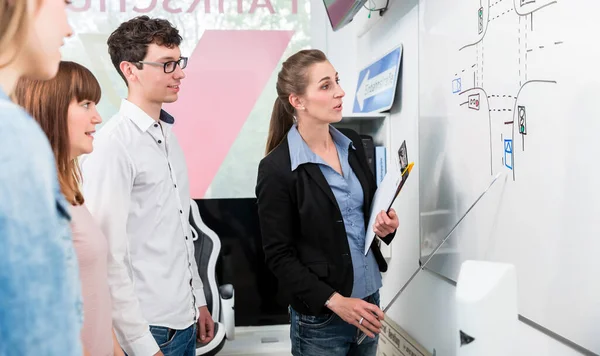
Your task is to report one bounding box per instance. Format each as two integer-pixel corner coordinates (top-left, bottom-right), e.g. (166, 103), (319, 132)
(0, 0), (83, 355)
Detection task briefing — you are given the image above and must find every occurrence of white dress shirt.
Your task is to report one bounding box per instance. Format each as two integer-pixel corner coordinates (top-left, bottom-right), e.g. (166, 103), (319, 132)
(81, 99), (206, 356)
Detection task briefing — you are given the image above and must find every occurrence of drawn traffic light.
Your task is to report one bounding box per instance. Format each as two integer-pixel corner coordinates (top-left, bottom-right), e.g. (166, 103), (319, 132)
(518, 106), (527, 135)
(478, 7), (484, 34)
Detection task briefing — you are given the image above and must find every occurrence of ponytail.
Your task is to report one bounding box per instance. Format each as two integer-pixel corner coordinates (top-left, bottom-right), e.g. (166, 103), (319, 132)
(265, 98), (294, 155)
(264, 49), (328, 155)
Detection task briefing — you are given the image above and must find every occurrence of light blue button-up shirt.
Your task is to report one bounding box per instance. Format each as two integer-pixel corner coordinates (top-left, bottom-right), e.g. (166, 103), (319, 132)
(0, 89), (83, 355)
(288, 125), (381, 299)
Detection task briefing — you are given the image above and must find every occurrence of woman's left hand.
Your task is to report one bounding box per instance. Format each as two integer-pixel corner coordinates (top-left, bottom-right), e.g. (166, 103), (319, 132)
(373, 208), (399, 238)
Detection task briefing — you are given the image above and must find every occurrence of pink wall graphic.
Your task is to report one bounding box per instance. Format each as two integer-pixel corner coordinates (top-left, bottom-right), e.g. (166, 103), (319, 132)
(164, 30), (294, 198)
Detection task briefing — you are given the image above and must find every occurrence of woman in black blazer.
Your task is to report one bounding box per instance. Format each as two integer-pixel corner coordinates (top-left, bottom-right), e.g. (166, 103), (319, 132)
(255, 49), (399, 356)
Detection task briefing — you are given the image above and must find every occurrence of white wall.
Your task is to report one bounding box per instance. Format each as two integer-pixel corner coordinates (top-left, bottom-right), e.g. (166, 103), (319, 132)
(311, 0), (583, 354)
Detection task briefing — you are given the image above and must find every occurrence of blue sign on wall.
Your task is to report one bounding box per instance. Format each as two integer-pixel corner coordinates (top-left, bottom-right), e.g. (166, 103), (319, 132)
(353, 44), (403, 114)
(504, 139), (513, 170)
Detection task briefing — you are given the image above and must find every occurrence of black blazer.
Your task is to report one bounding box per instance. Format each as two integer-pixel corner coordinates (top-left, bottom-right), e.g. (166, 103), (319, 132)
(255, 128), (396, 316)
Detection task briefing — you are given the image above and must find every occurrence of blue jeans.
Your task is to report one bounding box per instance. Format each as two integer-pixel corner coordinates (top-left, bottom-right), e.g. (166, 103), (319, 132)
(150, 323), (197, 356)
(290, 291), (380, 356)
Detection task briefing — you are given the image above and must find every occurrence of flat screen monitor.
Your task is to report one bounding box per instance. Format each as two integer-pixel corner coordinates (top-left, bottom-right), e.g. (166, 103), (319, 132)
(323, 0), (367, 31)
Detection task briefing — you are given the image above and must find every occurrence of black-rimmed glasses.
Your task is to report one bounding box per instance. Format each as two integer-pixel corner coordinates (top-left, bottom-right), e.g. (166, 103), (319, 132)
(136, 57), (188, 73)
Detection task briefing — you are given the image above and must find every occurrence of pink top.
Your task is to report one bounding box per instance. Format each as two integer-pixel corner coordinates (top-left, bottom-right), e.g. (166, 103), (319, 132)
(71, 204), (114, 356)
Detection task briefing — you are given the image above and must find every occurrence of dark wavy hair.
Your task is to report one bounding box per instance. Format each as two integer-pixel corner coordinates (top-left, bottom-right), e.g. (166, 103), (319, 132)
(107, 15), (182, 85)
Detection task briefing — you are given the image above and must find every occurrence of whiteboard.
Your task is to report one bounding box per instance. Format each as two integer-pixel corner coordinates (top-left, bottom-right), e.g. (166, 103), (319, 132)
(418, 0), (600, 354)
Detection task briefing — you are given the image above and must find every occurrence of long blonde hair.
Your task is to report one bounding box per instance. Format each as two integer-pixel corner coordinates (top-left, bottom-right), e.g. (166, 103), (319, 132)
(15, 61), (102, 205)
(0, 0), (30, 68)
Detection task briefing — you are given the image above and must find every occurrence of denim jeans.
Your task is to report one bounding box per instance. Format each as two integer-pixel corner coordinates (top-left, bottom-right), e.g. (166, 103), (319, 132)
(150, 323), (197, 356)
(290, 291), (380, 356)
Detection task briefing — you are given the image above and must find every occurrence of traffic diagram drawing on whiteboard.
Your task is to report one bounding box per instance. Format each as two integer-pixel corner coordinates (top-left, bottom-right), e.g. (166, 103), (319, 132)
(453, 0), (560, 180)
(420, 1), (600, 354)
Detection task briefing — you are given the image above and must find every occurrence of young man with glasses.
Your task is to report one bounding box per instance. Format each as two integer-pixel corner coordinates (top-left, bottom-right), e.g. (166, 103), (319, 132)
(80, 16), (214, 356)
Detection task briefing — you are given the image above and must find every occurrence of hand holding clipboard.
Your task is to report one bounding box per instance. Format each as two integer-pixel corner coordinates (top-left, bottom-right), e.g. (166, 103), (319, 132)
(364, 141), (414, 255)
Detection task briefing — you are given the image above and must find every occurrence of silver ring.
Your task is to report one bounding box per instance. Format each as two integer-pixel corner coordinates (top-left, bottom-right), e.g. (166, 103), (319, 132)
(358, 317), (364, 325)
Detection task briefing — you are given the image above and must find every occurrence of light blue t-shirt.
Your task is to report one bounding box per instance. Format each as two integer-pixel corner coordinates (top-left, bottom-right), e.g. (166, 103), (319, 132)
(0, 89), (83, 355)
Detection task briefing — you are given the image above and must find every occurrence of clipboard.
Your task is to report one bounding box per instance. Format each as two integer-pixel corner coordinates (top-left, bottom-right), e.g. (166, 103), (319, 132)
(364, 141), (414, 255)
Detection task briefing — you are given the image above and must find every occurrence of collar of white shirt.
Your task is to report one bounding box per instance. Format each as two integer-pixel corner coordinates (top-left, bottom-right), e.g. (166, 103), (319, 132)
(120, 99), (175, 132)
